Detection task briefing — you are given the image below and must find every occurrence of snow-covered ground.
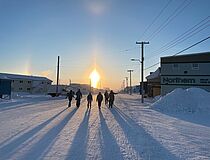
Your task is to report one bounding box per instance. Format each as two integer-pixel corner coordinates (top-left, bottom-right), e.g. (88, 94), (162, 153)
(0, 92), (210, 160)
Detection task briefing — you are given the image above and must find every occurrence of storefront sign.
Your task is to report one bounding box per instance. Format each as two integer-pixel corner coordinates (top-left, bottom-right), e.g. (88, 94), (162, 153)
(161, 76), (210, 85)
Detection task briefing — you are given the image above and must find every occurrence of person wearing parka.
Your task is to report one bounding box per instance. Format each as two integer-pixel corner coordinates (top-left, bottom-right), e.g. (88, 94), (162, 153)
(96, 92), (103, 109)
(87, 92), (93, 109)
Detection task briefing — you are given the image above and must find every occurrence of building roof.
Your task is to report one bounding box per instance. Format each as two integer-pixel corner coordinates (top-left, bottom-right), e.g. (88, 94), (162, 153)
(161, 52), (210, 63)
(146, 67), (160, 80)
(0, 73), (52, 82)
(0, 74), (11, 80)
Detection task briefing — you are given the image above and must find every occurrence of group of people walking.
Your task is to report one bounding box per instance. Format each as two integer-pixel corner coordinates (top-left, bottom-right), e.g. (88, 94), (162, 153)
(66, 89), (82, 108)
(66, 89), (117, 109)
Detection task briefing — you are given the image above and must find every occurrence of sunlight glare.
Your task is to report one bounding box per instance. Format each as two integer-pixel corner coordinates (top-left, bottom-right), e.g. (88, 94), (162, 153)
(89, 69), (100, 88)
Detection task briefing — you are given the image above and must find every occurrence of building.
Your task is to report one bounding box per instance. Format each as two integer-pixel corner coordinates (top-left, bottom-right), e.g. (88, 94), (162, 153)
(146, 67), (161, 97)
(0, 73), (52, 94)
(161, 52), (210, 95)
(0, 75), (12, 98)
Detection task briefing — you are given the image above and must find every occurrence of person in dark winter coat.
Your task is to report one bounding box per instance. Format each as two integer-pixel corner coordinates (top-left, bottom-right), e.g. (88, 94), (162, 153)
(75, 89), (82, 108)
(108, 90), (117, 108)
(104, 90), (109, 105)
(67, 90), (74, 107)
(87, 92), (93, 109)
(96, 92), (103, 109)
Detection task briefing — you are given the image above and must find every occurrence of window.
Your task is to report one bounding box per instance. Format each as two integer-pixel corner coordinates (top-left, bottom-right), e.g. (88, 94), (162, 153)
(19, 80), (23, 83)
(192, 63), (199, 70)
(172, 64), (179, 70)
(28, 81), (31, 84)
(19, 88), (22, 90)
(42, 82), (44, 84)
(27, 88), (31, 91)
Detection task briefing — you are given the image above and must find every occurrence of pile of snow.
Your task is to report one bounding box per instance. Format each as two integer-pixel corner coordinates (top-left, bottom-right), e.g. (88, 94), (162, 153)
(152, 88), (210, 113)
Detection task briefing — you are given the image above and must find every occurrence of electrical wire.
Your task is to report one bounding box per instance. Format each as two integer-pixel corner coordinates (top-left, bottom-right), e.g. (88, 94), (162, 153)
(144, 36), (210, 70)
(148, 16), (209, 57)
(146, 0), (192, 41)
(139, 0), (173, 40)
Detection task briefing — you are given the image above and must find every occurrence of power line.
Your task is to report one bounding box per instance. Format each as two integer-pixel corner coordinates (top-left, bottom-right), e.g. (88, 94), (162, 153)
(145, 16), (210, 60)
(148, 16), (209, 55)
(146, 0), (192, 41)
(144, 62), (160, 71)
(139, 0), (173, 40)
(159, 24), (209, 53)
(173, 36), (210, 56)
(119, 46), (138, 53)
(144, 36), (210, 70)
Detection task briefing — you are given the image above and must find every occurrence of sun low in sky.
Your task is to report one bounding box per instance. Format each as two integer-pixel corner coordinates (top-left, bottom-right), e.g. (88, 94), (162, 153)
(89, 69), (100, 88)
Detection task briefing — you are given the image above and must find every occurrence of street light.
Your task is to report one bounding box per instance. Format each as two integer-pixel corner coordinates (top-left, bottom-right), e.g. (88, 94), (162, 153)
(131, 58), (141, 95)
(131, 58), (140, 63)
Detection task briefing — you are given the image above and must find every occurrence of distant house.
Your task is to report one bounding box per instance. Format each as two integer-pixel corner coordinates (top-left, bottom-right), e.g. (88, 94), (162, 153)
(161, 52), (210, 95)
(146, 67), (161, 97)
(0, 73), (52, 94)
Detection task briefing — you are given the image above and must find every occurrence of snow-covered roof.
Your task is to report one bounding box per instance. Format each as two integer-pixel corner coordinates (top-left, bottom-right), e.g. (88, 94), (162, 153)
(0, 73), (52, 82)
(0, 74), (11, 80)
(146, 67), (160, 80)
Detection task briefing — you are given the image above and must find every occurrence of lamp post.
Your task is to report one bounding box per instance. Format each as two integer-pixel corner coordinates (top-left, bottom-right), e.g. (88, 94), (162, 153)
(131, 58), (141, 95)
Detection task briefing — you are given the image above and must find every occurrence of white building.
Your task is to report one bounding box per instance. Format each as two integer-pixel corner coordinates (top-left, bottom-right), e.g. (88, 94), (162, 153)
(161, 52), (210, 95)
(0, 73), (52, 94)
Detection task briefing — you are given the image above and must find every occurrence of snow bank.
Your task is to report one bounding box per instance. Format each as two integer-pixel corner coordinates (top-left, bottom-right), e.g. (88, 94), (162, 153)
(152, 88), (210, 113)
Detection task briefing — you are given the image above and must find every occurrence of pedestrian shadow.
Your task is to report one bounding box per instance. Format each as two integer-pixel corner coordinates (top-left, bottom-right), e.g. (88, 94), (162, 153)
(110, 106), (179, 160)
(0, 97), (65, 112)
(0, 102), (33, 112)
(0, 107), (68, 160)
(99, 110), (123, 160)
(0, 127), (28, 147)
(65, 109), (90, 160)
(21, 107), (78, 160)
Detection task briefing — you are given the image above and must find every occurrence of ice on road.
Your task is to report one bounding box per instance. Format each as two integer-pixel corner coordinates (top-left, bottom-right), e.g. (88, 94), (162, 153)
(0, 95), (209, 160)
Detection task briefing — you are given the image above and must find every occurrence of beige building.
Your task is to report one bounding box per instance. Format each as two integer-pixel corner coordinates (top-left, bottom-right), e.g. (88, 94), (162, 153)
(146, 67), (161, 97)
(0, 73), (52, 94)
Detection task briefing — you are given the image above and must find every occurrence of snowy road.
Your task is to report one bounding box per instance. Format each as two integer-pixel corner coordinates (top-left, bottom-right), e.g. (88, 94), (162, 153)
(0, 95), (210, 160)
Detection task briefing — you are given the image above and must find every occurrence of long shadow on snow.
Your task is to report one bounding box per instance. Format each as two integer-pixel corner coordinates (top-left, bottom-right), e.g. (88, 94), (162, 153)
(110, 106), (179, 160)
(22, 107), (78, 160)
(99, 110), (123, 159)
(0, 96), (65, 112)
(0, 127), (28, 147)
(65, 109), (90, 160)
(0, 107), (68, 160)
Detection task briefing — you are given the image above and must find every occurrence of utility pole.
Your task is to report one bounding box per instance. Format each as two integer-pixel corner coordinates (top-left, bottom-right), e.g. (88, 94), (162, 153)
(122, 80), (125, 91)
(89, 79), (92, 93)
(56, 56), (60, 96)
(136, 41), (149, 103)
(127, 70), (133, 95)
(125, 77), (128, 93)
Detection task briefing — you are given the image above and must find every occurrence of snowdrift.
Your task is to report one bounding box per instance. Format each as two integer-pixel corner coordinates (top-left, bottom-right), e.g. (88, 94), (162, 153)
(152, 88), (210, 113)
